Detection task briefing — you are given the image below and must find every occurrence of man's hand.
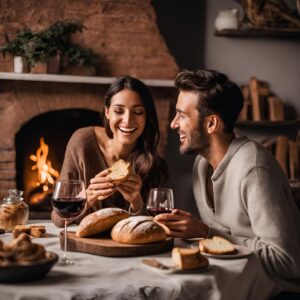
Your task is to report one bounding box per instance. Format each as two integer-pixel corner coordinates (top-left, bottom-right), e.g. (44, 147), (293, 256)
(154, 208), (209, 239)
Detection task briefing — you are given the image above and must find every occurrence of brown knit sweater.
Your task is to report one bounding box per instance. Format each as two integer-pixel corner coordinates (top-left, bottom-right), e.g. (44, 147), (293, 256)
(51, 126), (129, 227)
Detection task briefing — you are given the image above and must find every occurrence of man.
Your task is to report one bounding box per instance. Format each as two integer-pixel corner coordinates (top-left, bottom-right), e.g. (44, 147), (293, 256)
(155, 70), (300, 293)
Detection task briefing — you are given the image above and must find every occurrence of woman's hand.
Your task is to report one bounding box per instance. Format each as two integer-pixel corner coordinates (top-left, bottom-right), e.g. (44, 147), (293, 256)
(154, 209), (209, 239)
(86, 169), (117, 208)
(116, 173), (143, 212)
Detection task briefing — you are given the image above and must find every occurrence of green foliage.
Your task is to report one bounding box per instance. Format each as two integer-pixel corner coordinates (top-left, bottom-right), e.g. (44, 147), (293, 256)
(62, 44), (98, 66)
(0, 20), (98, 68)
(0, 31), (34, 58)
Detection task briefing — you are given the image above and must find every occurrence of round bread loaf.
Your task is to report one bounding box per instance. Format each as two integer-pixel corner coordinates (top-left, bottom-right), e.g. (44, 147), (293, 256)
(76, 208), (130, 238)
(111, 216), (166, 244)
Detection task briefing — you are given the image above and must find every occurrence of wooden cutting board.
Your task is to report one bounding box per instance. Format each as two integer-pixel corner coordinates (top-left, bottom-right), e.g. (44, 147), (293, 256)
(60, 231), (174, 257)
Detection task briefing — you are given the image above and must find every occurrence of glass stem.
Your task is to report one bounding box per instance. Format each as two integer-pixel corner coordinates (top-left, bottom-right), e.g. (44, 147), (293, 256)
(64, 220), (67, 260)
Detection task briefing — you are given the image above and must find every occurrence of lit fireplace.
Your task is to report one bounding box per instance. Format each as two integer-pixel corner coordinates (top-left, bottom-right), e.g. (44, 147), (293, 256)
(14, 108), (101, 218)
(28, 137), (59, 206)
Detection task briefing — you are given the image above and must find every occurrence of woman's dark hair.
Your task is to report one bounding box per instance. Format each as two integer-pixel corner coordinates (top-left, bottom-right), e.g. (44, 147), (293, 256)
(175, 70), (244, 133)
(102, 76), (168, 198)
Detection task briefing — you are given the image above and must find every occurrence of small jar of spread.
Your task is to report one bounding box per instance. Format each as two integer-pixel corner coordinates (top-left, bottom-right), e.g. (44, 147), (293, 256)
(0, 189), (29, 232)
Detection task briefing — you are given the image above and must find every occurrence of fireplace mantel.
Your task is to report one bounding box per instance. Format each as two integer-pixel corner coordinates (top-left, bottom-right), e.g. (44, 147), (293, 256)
(0, 72), (174, 87)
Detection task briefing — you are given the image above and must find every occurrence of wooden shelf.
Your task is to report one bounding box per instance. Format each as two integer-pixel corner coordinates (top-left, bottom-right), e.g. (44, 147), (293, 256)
(214, 28), (300, 39)
(0, 72), (175, 88)
(236, 120), (300, 128)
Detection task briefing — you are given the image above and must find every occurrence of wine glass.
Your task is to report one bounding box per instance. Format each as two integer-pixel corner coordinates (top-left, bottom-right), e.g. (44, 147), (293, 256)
(51, 180), (86, 265)
(147, 188), (174, 216)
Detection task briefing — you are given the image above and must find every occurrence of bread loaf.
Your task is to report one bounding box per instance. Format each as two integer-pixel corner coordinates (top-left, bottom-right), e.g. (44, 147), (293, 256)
(107, 159), (131, 184)
(172, 247), (209, 270)
(76, 208), (130, 238)
(199, 236), (237, 255)
(111, 216), (166, 244)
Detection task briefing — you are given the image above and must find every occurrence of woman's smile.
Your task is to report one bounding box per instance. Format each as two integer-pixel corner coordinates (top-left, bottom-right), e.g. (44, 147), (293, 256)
(118, 126), (137, 135)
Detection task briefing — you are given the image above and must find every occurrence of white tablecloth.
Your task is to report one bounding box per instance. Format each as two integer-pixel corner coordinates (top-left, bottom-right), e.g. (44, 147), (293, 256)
(0, 220), (279, 300)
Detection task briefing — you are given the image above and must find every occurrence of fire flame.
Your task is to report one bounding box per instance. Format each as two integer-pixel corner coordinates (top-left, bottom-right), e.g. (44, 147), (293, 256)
(30, 137), (59, 190)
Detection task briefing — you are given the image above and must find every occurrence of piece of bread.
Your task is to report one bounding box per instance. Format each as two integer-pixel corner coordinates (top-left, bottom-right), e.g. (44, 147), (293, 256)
(172, 247), (209, 270)
(111, 216), (166, 244)
(107, 159), (131, 184)
(30, 225), (46, 238)
(12, 225), (31, 238)
(76, 208), (130, 238)
(199, 236), (237, 255)
(13, 225), (46, 239)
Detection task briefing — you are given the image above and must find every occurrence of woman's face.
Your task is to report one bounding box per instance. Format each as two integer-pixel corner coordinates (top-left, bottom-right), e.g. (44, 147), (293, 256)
(105, 89), (146, 145)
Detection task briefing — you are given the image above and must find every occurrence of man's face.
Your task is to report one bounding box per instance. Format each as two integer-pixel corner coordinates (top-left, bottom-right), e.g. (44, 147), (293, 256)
(170, 91), (209, 155)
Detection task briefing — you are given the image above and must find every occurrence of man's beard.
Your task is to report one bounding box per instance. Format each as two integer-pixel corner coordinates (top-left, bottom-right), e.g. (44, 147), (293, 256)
(180, 120), (210, 156)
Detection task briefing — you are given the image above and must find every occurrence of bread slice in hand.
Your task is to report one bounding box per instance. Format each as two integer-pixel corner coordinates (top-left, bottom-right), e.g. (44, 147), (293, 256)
(107, 159), (131, 184)
(172, 247), (209, 270)
(199, 236), (237, 255)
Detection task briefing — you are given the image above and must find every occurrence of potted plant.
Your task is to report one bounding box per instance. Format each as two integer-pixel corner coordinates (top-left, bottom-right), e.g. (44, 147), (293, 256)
(29, 20), (86, 74)
(60, 44), (98, 75)
(26, 30), (60, 74)
(0, 20), (99, 75)
(45, 20), (99, 75)
(0, 30), (33, 73)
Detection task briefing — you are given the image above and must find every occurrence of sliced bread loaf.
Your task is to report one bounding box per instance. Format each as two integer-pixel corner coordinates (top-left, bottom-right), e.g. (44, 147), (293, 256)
(172, 247), (209, 269)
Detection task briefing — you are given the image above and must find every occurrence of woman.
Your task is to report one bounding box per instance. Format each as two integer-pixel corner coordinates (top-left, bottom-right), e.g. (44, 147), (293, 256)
(52, 76), (168, 227)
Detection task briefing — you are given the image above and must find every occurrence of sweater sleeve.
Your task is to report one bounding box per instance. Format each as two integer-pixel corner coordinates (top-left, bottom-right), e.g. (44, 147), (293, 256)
(208, 166), (300, 291)
(239, 167), (300, 279)
(213, 165), (300, 293)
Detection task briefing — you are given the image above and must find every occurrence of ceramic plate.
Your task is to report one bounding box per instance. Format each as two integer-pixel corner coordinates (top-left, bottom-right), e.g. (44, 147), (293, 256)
(0, 251), (58, 283)
(141, 257), (210, 274)
(191, 242), (252, 259)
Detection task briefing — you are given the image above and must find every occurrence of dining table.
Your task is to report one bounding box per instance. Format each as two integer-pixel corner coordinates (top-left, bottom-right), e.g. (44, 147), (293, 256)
(0, 219), (279, 300)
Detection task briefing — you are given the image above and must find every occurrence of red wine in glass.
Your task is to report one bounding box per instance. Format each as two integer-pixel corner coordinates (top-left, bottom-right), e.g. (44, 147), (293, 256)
(52, 197), (86, 219)
(147, 207), (172, 216)
(147, 188), (174, 216)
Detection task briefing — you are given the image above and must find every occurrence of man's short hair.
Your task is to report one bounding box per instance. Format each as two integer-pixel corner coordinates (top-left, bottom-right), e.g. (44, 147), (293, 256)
(175, 70), (244, 133)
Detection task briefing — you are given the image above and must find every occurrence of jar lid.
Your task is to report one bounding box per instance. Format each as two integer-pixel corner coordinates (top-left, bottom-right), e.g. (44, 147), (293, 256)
(3, 189), (24, 203)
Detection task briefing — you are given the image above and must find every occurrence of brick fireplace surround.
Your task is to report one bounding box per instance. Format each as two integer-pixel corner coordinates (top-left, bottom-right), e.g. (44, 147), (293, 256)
(0, 0), (179, 200)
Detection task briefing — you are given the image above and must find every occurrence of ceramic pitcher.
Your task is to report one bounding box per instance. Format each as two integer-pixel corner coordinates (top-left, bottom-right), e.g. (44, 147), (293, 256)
(215, 8), (239, 31)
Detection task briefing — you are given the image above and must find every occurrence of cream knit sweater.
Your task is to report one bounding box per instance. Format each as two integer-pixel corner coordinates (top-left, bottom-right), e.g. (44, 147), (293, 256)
(193, 136), (300, 292)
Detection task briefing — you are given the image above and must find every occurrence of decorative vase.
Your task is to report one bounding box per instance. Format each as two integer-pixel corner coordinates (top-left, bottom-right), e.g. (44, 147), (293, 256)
(215, 9), (240, 31)
(14, 56), (30, 73)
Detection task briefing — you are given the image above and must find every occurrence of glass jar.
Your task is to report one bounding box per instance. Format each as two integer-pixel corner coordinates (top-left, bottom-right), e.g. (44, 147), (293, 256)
(0, 189), (29, 232)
